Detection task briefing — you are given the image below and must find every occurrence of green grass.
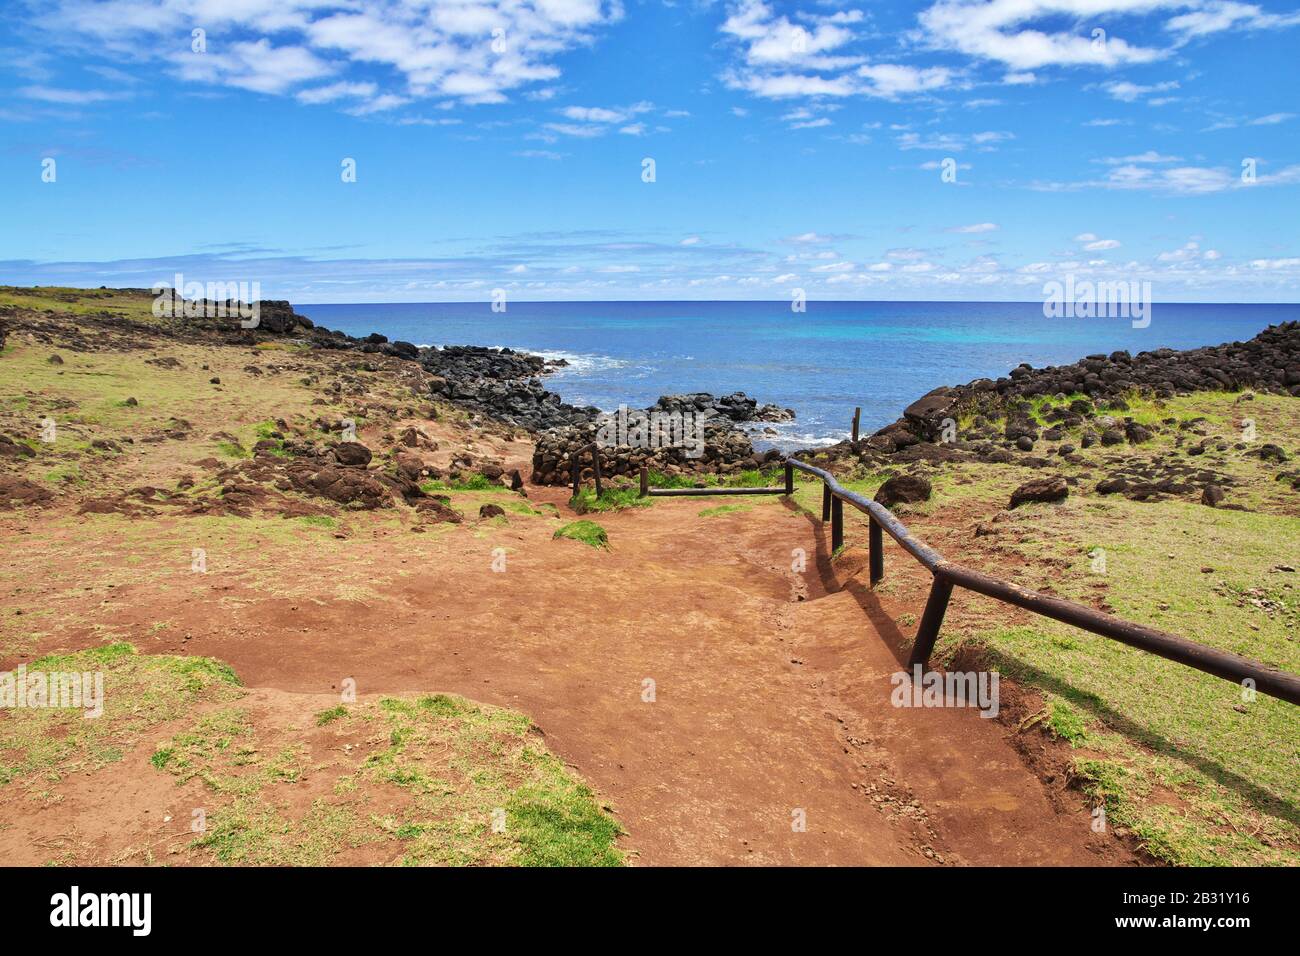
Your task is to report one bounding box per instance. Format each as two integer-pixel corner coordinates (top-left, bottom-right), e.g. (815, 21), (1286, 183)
(805, 389), (1300, 866)
(730, 467), (783, 487)
(644, 469), (705, 489)
(698, 503), (752, 517)
(644, 466), (783, 490)
(925, 494), (1300, 865)
(553, 520), (609, 549)
(0, 643), (242, 793)
(570, 485), (649, 514)
(315, 705), (348, 726)
(421, 474), (500, 492)
(0, 286), (163, 324)
(41, 462), (84, 485)
(356, 694), (623, 866)
(144, 690), (625, 866)
(295, 515), (336, 528)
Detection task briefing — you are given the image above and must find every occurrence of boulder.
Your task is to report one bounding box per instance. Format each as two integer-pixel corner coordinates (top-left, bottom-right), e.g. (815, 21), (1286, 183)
(333, 442), (373, 467)
(1009, 476), (1069, 509)
(874, 474), (932, 508)
(416, 499), (462, 523)
(292, 464), (390, 508)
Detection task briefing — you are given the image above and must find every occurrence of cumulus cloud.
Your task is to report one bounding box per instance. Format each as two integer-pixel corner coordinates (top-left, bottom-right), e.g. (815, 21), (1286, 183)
(35, 0), (623, 109)
(917, 0), (1166, 71)
(917, 0), (1300, 74)
(719, 0), (959, 101)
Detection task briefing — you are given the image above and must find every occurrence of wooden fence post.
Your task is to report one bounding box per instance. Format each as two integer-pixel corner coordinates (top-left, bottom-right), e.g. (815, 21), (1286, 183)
(639, 465), (649, 498)
(831, 496), (844, 552)
(821, 483), (831, 522)
(908, 577), (954, 669)
(869, 517), (884, 585)
(851, 407), (861, 443)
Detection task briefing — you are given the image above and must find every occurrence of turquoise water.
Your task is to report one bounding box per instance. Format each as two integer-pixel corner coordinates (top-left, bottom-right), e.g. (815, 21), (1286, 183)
(296, 300), (1297, 447)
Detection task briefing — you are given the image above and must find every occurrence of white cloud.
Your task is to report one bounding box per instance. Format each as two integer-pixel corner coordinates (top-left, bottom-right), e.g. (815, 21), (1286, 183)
(918, 0), (1300, 76)
(898, 130), (1012, 151)
(543, 122), (605, 138)
(1097, 150), (1181, 165)
(918, 0), (1166, 71)
(38, 0), (623, 108)
(562, 106), (627, 123)
(1101, 80), (1179, 103)
(1166, 2), (1300, 42)
(1083, 238), (1121, 251)
(719, 1), (958, 101)
(947, 222), (999, 233)
(1248, 112), (1295, 125)
(1037, 163), (1300, 194)
(296, 81), (377, 105)
(856, 64), (954, 98)
(18, 85), (130, 103)
(174, 39), (334, 95)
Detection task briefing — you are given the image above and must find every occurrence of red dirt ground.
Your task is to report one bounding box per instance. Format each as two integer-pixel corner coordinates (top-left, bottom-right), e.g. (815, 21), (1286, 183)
(3, 467), (1136, 866)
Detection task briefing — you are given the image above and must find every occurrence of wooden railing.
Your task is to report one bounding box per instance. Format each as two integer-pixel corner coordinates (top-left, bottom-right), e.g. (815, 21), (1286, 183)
(622, 453), (1300, 706)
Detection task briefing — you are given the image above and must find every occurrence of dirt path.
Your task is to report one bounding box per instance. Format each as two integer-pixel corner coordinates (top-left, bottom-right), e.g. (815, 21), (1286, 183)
(15, 474), (1131, 865)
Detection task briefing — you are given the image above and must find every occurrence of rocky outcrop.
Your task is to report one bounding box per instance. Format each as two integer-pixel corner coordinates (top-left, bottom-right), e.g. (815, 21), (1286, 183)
(814, 321), (1298, 480)
(530, 419), (782, 487)
(652, 392), (794, 424)
(421, 345), (598, 431)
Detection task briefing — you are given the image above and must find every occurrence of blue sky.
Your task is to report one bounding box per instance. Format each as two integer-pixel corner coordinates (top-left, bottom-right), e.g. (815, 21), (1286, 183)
(1, 0), (1298, 302)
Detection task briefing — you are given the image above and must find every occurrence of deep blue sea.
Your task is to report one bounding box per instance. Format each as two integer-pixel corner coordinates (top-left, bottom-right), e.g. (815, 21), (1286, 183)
(294, 301), (1297, 449)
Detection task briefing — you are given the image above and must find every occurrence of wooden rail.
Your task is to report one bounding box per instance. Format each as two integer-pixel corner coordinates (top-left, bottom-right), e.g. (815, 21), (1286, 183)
(623, 451), (1300, 706)
(784, 458), (1300, 707)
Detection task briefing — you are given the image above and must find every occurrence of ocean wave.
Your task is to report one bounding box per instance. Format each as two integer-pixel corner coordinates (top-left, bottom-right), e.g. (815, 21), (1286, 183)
(744, 421), (848, 449)
(499, 347), (631, 375)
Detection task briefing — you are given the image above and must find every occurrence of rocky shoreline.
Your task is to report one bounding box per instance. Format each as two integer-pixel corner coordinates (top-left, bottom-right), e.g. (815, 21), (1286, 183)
(805, 319), (1300, 508)
(6, 291), (1296, 501)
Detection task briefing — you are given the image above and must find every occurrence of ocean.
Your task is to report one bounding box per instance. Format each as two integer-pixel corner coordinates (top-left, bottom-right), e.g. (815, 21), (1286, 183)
(294, 301), (1298, 450)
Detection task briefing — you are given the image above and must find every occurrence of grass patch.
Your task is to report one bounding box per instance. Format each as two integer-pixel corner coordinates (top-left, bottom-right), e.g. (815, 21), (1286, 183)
(315, 705), (349, 726)
(570, 485), (649, 514)
(553, 520), (609, 549)
(0, 643), (242, 793)
(295, 515), (336, 528)
(698, 503), (752, 517)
